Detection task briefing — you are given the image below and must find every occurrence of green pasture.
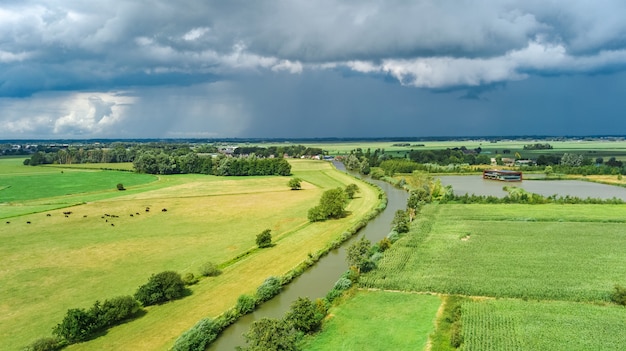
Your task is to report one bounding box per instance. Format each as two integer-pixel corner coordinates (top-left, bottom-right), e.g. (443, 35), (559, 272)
(460, 298), (626, 351)
(0, 158), (157, 218)
(0, 159), (380, 350)
(302, 291), (441, 351)
(361, 204), (626, 302)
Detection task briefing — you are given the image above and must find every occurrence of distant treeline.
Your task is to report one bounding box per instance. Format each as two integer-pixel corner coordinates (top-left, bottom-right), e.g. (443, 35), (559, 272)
(22, 142), (299, 176)
(133, 152), (291, 176)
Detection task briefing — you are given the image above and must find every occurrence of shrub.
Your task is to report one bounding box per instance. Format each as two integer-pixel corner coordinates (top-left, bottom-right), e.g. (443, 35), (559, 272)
(256, 276), (282, 302)
(52, 308), (96, 343)
(287, 177), (302, 190)
(285, 297), (324, 334)
(116, 183), (125, 191)
(345, 183), (359, 199)
(171, 318), (220, 351)
(182, 272), (199, 285)
(611, 284), (626, 306)
(22, 337), (63, 351)
(333, 277), (352, 291)
(236, 294), (257, 315)
(199, 261), (221, 277)
(256, 229), (272, 248)
(93, 295), (141, 328)
(134, 271), (186, 306)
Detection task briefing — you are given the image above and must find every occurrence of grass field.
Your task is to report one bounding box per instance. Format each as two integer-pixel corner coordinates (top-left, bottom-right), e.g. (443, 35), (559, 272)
(461, 298), (626, 351)
(0, 159), (379, 351)
(302, 291), (441, 351)
(362, 204), (626, 302)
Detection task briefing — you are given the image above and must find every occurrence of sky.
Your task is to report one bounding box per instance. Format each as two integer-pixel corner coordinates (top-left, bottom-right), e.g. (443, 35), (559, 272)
(1, 1), (626, 139)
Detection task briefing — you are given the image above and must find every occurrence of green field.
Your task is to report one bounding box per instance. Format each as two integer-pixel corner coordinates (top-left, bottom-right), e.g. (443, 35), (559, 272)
(461, 298), (626, 351)
(352, 202), (626, 350)
(362, 204), (626, 302)
(302, 291), (441, 351)
(0, 159), (380, 350)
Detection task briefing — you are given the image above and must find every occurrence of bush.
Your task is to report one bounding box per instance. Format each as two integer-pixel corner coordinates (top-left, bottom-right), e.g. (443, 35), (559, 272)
(182, 272), (199, 285)
(116, 183), (125, 191)
(134, 271), (186, 306)
(52, 308), (96, 343)
(333, 277), (352, 291)
(285, 297), (324, 334)
(287, 177), (302, 190)
(611, 284), (626, 306)
(236, 294), (257, 315)
(199, 261), (221, 277)
(171, 318), (220, 351)
(22, 337), (63, 351)
(256, 229), (272, 248)
(93, 295), (141, 328)
(256, 276), (282, 302)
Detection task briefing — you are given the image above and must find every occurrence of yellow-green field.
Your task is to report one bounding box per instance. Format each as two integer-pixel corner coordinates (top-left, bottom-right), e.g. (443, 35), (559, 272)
(0, 159), (379, 351)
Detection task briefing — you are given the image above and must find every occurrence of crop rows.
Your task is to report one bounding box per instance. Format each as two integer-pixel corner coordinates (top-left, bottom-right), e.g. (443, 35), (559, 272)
(362, 204), (625, 302)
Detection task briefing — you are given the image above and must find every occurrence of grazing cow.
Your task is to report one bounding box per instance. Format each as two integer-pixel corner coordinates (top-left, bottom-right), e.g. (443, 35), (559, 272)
(6, 221), (9, 224)
(162, 208), (167, 212)
(83, 215), (87, 218)
(26, 221), (31, 224)
(46, 214), (51, 217)
(130, 214), (134, 217)
(136, 212), (140, 215)
(111, 223), (115, 226)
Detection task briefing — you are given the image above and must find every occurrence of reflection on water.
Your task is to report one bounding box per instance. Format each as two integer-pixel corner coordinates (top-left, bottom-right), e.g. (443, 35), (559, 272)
(438, 175), (626, 200)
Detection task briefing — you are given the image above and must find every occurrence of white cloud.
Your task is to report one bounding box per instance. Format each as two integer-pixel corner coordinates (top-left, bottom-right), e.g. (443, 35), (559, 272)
(182, 27), (210, 41)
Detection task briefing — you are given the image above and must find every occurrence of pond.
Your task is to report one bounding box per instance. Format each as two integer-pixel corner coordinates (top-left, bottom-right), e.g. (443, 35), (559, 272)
(437, 175), (626, 200)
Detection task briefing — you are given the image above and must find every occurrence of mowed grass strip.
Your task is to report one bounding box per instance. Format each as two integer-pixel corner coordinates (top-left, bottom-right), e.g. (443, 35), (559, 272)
(461, 298), (626, 351)
(361, 204), (626, 302)
(302, 291), (441, 351)
(0, 159), (379, 350)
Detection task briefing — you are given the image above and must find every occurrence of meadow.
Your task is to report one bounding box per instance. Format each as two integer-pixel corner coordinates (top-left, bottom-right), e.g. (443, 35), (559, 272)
(362, 204), (626, 302)
(302, 291), (441, 351)
(0, 158), (379, 350)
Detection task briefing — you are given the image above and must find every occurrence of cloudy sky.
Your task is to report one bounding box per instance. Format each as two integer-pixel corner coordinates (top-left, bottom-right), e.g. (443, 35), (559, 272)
(1, 1), (626, 139)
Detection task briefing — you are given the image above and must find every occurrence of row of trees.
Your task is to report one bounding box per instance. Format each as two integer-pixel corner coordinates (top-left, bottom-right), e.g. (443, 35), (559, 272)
(23, 143), (318, 166)
(132, 152), (292, 176)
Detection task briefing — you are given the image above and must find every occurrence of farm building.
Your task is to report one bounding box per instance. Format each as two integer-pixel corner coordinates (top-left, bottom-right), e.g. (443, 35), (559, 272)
(482, 169), (522, 181)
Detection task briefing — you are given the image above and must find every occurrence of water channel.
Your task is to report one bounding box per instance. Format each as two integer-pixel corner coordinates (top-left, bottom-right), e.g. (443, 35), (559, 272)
(207, 162), (408, 350)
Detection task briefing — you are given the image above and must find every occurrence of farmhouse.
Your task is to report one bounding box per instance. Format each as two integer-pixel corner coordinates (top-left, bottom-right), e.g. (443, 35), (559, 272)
(482, 169), (522, 181)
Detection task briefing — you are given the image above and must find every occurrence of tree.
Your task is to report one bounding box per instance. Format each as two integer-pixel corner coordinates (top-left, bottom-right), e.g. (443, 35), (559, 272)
(116, 183), (125, 191)
(239, 318), (297, 351)
(344, 183), (359, 199)
(53, 308), (96, 343)
(359, 159), (371, 175)
(346, 236), (373, 273)
(287, 177), (302, 190)
(134, 271), (186, 306)
(544, 165), (553, 176)
(344, 153), (361, 171)
(256, 229), (272, 248)
(307, 188), (348, 222)
(391, 210), (410, 233)
(285, 297), (324, 334)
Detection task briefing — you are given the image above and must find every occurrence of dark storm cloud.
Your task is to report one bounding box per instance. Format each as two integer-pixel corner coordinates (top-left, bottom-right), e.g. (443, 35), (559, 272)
(1, 1), (626, 138)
